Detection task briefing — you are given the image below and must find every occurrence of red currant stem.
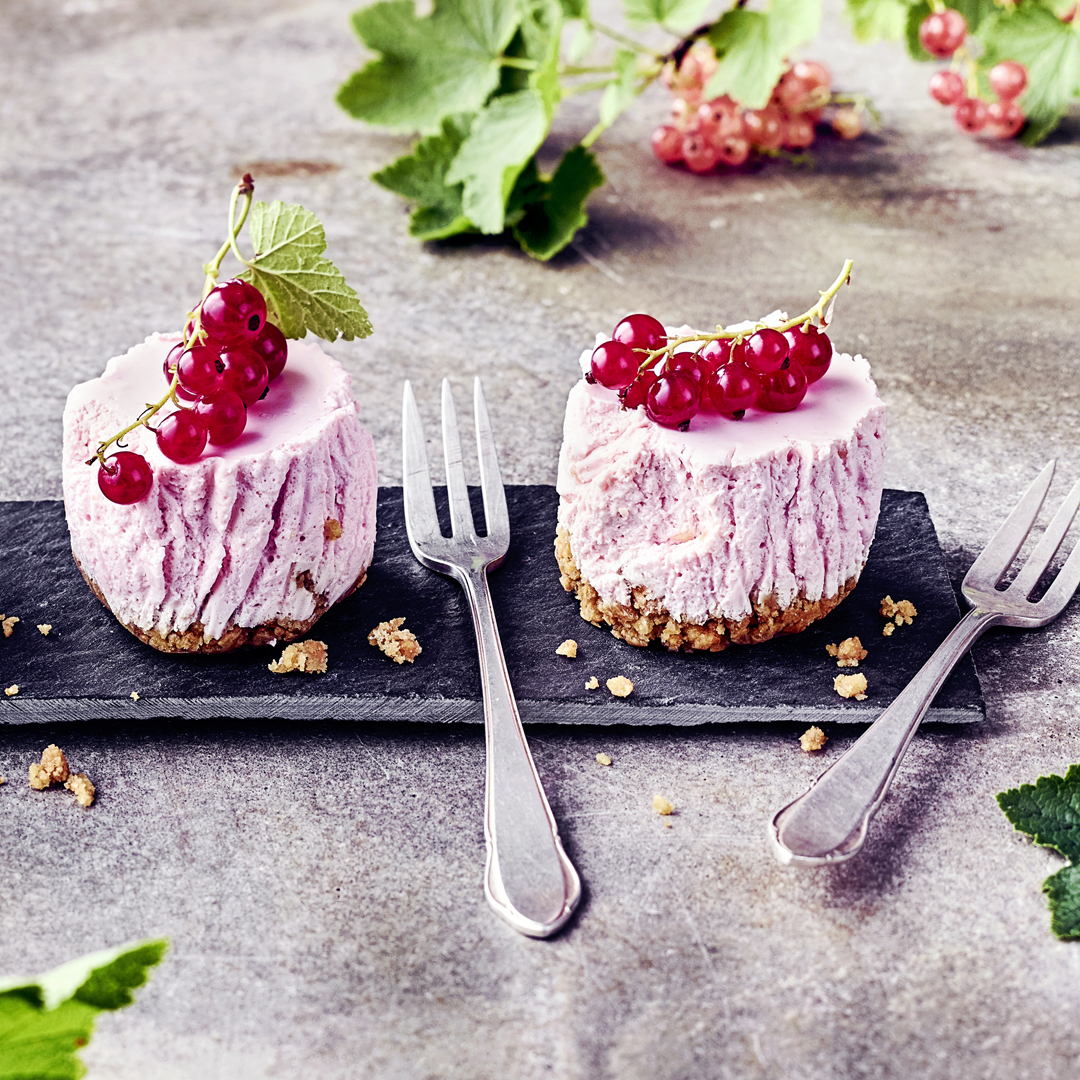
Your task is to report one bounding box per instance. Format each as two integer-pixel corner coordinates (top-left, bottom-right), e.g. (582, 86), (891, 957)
(955, 48), (979, 98)
(86, 376), (183, 468)
(580, 63), (663, 147)
(590, 20), (655, 54)
(637, 259), (854, 371)
(928, 0), (945, 12)
(829, 93), (881, 127)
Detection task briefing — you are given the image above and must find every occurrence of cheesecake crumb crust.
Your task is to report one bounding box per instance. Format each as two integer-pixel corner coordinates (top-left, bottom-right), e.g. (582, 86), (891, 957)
(556, 525), (858, 652)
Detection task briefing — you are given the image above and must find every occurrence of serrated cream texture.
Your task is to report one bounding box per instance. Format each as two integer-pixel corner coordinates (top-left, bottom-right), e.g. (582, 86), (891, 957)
(62, 334), (376, 642)
(557, 343), (886, 623)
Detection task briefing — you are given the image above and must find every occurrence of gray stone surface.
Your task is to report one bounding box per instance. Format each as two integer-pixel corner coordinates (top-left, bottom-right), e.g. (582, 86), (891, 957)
(1, 0), (1079, 1076)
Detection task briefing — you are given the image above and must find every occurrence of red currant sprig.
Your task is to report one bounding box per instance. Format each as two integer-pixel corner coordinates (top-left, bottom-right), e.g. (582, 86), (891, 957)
(590, 260), (850, 430)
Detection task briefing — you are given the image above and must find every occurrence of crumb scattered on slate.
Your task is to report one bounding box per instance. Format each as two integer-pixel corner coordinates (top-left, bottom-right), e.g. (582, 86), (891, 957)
(130, 691), (140, 701)
(65, 773), (95, 807)
(37, 624), (52, 636)
(368, 619), (421, 664)
(596, 753), (612, 766)
(555, 639), (578, 658)
(5, 685), (18, 697)
(881, 596), (917, 633)
(607, 675), (633, 698)
(29, 744), (70, 789)
(653, 794), (674, 816)
(324, 518), (343, 541)
(269, 640), (328, 674)
(800, 726), (828, 752)
(2, 615), (19, 637)
(585, 676), (599, 690)
(826, 636), (867, 668)
(834, 673), (868, 700)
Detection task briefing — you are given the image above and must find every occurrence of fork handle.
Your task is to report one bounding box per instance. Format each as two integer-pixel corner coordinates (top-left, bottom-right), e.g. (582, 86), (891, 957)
(458, 567), (581, 937)
(770, 607), (1001, 866)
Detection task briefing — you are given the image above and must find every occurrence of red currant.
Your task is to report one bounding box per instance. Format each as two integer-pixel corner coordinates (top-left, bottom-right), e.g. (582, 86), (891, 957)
(646, 372), (700, 429)
(98, 452), (153, 504)
(929, 70), (965, 106)
(757, 363), (808, 412)
(954, 97), (988, 134)
(620, 367), (659, 411)
(682, 127), (719, 173)
(715, 136), (750, 167)
(707, 362), (759, 417)
(176, 344), (226, 397)
(199, 279), (267, 345)
(219, 346), (270, 407)
(163, 344), (199, 402)
(666, 353), (705, 382)
(791, 60), (831, 93)
(590, 340), (639, 389)
(743, 108), (784, 150)
(613, 314), (667, 354)
(783, 115), (816, 149)
(741, 328), (790, 375)
(194, 390), (247, 446)
(989, 61), (1028, 101)
(985, 100), (1024, 139)
(782, 326), (832, 384)
(697, 338), (732, 372)
(155, 409), (209, 464)
(918, 10), (967, 58)
(250, 322), (288, 382)
(651, 125), (684, 164)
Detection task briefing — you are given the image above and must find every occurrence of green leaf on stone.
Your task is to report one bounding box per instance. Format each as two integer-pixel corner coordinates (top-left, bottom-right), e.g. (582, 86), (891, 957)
(512, 145), (605, 260)
(242, 201), (373, 342)
(998, 764), (1080, 939)
(904, 0), (933, 60)
(337, 0), (521, 132)
(623, 0), (711, 32)
(845, 0), (909, 43)
(0, 939), (167, 1080)
(598, 49), (639, 129)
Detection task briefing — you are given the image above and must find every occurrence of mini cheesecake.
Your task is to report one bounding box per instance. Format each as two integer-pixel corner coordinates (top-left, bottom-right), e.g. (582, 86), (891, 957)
(62, 333), (377, 653)
(556, 328), (886, 652)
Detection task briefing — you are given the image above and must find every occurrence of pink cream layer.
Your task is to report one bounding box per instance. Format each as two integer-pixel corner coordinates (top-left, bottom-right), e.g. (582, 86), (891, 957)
(62, 333), (377, 644)
(557, 332), (887, 624)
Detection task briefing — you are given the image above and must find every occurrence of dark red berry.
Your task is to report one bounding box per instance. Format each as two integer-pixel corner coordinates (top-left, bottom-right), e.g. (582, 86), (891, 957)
(612, 314), (667, 354)
(782, 326), (833, 384)
(696, 338), (732, 373)
(929, 70), (964, 106)
(219, 346), (269, 407)
(199, 279), (267, 345)
(591, 340), (640, 389)
(666, 353), (704, 382)
(621, 367), (659, 410)
(757, 364), (809, 412)
(250, 322), (288, 382)
(741, 328), (790, 375)
(97, 452), (153, 504)
(194, 390), (247, 446)
(707, 362), (759, 416)
(155, 410), (209, 464)
(176, 345), (226, 397)
(918, 9), (967, 58)
(646, 372), (700, 428)
(954, 97), (988, 133)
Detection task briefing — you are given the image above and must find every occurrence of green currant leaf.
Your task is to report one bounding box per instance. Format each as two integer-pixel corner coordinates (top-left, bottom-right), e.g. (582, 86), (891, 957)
(0, 939), (167, 1080)
(512, 145), (605, 260)
(242, 201), (374, 342)
(705, 0), (822, 109)
(845, 0), (909, 43)
(336, 0), (521, 132)
(526, 0), (565, 118)
(445, 90), (550, 234)
(598, 49), (638, 129)
(371, 115), (475, 240)
(623, 0), (711, 32)
(904, 0), (934, 60)
(980, 0), (1080, 144)
(999, 765), (1080, 939)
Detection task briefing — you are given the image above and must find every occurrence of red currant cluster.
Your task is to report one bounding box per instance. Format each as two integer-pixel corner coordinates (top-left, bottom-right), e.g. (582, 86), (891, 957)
(651, 41), (865, 174)
(587, 314), (833, 431)
(96, 279), (288, 506)
(920, 11), (1028, 139)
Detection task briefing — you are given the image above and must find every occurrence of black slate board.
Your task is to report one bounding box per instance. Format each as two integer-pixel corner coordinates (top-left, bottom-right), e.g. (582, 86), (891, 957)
(0, 488), (982, 725)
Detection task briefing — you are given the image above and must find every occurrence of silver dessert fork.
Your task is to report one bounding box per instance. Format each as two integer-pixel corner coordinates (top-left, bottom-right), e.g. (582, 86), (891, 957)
(402, 377), (581, 937)
(771, 460), (1080, 867)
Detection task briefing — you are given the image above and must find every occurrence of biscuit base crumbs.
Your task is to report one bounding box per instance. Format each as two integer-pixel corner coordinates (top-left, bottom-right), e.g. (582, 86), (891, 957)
(37, 623), (52, 636)
(800, 726), (828, 752)
(29, 744), (71, 789)
(130, 691), (140, 701)
(585, 676), (599, 690)
(652, 794), (674, 816)
(367, 619), (421, 664)
(268, 640), (329, 674)
(4, 685), (18, 697)
(882, 622), (895, 637)
(65, 773), (95, 807)
(825, 636), (868, 668)
(324, 517), (343, 541)
(555, 639), (578, 658)
(834, 673), (868, 700)
(607, 675), (633, 698)
(596, 752), (612, 766)
(880, 595), (917, 627)
(1, 615), (19, 638)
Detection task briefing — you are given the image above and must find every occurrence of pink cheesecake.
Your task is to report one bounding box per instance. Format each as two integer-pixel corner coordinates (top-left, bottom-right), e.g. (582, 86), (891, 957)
(556, 328), (887, 652)
(62, 333), (377, 653)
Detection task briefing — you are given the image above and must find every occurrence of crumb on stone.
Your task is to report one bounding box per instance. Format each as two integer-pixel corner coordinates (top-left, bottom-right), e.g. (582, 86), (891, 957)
(130, 691), (140, 701)
(29, 744), (70, 790)
(585, 676), (599, 690)
(555, 639), (578, 658)
(2, 615), (19, 638)
(652, 794), (674, 816)
(800, 726), (828, 752)
(367, 619), (421, 664)
(825, 636), (867, 668)
(37, 624), (52, 636)
(880, 595), (917, 627)
(4, 685), (18, 697)
(596, 752), (612, 766)
(65, 773), (95, 808)
(324, 518), (343, 541)
(268, 640), (329, 674)
(834, 673), (868, 701)
(883, 622), (895, 637)
(607, 675), (633, 698)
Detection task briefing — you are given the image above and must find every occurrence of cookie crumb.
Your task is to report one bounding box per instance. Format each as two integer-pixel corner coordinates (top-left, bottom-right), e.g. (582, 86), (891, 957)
(324, 518), (343, 541)
(4, 685), (18, 697)
(826, 636), (867, 668)
(882, 622), (895, 637)
(130, 691), (140, 701)
(880, 596), (917, 627)
(65, 773), (95, 807)
(555, 639), (578, 658)
(606, 675), (633, 698)
(799, 726), (828, 752)
(585, 676), (599, 690)
(652, 794), (674, 816)
(834, 673), (868, 701)
(2, 615), (19, 638)
(367, 619), (421, 664)
(596, 752), (612, 766)
(37, 624), (52, 636)
(29, 744), (70, 789)
(268, 640), (328, 674)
